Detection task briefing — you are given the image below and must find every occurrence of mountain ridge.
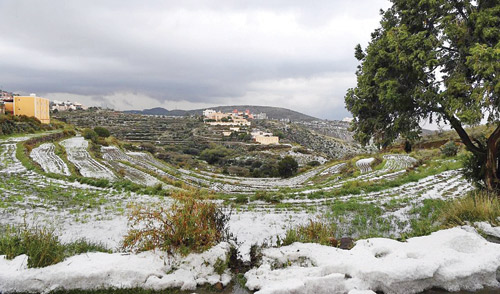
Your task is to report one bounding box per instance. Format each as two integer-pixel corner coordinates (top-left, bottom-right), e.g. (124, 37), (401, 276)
(124, 105), (321, 121)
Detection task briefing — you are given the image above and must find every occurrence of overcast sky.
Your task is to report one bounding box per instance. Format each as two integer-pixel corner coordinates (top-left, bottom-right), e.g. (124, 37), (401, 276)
(0, 0), (392, 120)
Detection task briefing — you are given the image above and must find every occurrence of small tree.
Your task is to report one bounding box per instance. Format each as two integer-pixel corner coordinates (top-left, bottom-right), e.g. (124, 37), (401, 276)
(94, 126), (110, 138)
(278, 156), (298, 178)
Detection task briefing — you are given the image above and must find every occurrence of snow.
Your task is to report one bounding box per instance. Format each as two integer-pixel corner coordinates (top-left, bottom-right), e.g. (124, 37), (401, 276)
(101, 147), (166, 187)
(0, 243), (232, 293)
(0, 143), (26, 174)
(30, 143), (71, 175)
(60, 137), (116, 180)
(356, 158), (375, 173)
(475, 222), (500, 239)
(245, 227), (500, 294)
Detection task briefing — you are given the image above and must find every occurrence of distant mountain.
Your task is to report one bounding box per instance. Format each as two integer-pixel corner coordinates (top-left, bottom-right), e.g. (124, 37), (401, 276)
(125, 105), (320, 122)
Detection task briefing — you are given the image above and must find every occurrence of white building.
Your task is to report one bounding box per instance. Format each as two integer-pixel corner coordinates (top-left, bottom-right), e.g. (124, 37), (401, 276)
(51, 100), (88, 111)
(203, 109), (217, 117)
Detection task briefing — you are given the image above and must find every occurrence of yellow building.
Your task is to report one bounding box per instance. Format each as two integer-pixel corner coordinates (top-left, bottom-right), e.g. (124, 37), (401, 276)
(4, 101), (13, 113)
(13, 95), (50, 124)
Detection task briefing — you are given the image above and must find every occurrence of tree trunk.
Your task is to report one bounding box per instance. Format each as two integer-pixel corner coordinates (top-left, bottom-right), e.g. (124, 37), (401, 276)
(484, 125), (500, 196)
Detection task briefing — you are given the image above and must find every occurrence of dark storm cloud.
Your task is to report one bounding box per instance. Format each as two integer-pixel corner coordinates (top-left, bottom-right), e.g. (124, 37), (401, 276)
(0, 0), (390, 119)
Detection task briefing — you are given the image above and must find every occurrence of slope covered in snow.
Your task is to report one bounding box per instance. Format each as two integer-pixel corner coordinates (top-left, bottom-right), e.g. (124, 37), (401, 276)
(30, 143), (71, 175)
(60, 137), (116, 180)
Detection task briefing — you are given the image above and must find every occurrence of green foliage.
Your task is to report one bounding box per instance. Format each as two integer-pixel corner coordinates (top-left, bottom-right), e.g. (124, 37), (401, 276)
(199, 145), (232, 165)
(0, 114), (55, 136)
(345, 0), (500, 189)
(307, 160), (321, 167)
(462, 151), (487, 188)
(93, 126), (110, 138)
(62, 238), (111, 256)
(82, 128), (98, 142)
(282, 220), (337, 246)
(122, 197), (231, 255)
(440, 141), (458, 157)
(213, 255), (229, 275)
(0, 225), (110, 268)
(253, 191), (282, 203)
(278, 156), (298, 178)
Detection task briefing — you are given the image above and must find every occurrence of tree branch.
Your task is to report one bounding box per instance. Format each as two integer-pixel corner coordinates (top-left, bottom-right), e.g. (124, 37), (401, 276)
(439, 46), (460, 53)
(440, 109), (485, 154)
(451, 0), (469, 21)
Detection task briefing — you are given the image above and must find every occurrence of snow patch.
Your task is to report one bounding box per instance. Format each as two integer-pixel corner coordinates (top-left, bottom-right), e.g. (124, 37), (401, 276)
(245, 227), (500, 294)
(0, 243), (232, 293)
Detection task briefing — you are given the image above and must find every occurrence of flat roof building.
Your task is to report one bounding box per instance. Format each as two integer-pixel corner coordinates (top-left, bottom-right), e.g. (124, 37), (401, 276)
(13, 94), (50, 124)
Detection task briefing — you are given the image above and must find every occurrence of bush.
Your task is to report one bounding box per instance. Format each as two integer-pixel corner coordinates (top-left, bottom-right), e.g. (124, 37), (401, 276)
(441, 191), (500, 226)
(82, 128), (98, 142)
(440, 141), (458, 157)
(281, 220), (337, 247)
(93, 126), (110, 138)
(199, 146), (232, 165)
(462, 151), (487, 188)
(122, 198), (232, 255)
(278, 156), (298, 178)
(307, 160), (321, 167)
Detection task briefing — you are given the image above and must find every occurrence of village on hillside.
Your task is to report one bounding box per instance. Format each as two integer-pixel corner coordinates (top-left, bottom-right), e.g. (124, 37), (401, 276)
(203, 108), (279, 145)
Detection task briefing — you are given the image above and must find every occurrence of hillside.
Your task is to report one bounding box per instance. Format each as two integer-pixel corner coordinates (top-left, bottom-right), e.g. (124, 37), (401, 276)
(125, 107), (189, 116)
(125, 105), (319, 122)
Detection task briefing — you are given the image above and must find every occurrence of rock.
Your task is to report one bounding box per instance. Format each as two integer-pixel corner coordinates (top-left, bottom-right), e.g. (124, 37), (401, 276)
(340, 237), (354, 250)
(214, 282), (224, 291)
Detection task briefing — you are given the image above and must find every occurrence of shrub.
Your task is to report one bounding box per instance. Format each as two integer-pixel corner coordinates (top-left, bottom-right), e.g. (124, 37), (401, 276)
(440, 141), (458, 157)
(441, 191), (500, 226)
(404, 140), (412, 153)
(93, 126), (111, 138)
(281, 220), (337, 246)
(307, 160), (321, 167)
(278, 156), (298, 178)
(82, 128), (98, 142)
(122, 198), (231, 255)
(199, 146), (232, 165)
(462, 151), (487, 188)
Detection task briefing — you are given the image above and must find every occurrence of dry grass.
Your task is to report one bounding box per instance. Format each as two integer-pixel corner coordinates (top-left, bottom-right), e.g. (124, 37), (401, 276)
(122, 197), (230, 255)
(441, 191), (500, 226)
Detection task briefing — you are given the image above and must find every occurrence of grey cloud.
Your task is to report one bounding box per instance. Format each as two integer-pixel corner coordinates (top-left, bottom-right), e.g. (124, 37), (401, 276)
(0, 0), (391, 119)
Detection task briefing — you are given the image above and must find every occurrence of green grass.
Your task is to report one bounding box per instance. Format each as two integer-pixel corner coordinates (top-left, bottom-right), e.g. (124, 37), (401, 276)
(0, 224), (110, 268)
(280, 219), (337, 246)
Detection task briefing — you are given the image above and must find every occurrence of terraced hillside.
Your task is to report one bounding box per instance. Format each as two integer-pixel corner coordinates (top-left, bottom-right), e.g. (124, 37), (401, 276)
(2, 129), (497, 293)
(54, 110), (202, 144)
